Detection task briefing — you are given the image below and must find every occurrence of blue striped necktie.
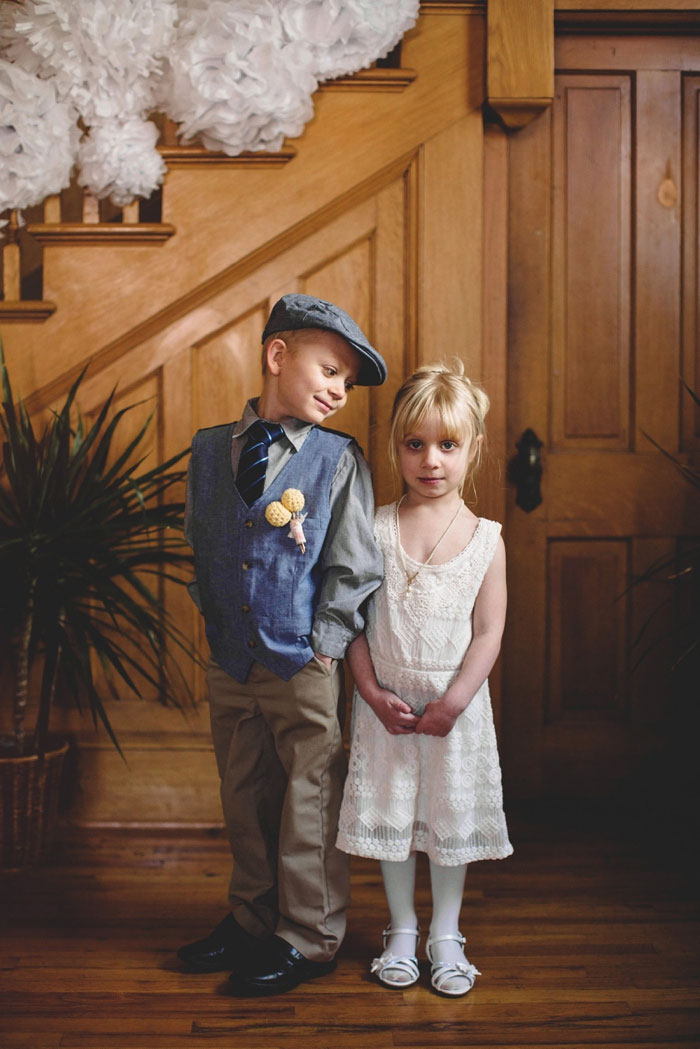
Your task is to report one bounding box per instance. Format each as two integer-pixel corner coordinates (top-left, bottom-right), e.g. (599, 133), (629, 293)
(236, 420), (285, 506)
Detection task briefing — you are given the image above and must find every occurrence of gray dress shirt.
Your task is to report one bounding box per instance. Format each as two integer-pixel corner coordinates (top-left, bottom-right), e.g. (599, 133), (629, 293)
(185, 399), (383, 659)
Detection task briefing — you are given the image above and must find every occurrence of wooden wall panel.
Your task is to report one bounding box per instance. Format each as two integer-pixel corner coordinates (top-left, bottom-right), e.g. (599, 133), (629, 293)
(547, 539), (628, 721)
(682, 75), (700, 448)
(552, 75), (631, 449)
(420, 114), (484, 375)
(302, 238), (374, 455)
(192, 306), (269, 431)
(635, 69), (682, 451)
(373, 174), (416, 501)
(69, 737), (221, 827)
(628, 537), (678, 727)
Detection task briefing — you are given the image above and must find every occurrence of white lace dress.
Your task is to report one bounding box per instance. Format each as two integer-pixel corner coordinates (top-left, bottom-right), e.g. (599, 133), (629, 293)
(336, 502), (513, 866)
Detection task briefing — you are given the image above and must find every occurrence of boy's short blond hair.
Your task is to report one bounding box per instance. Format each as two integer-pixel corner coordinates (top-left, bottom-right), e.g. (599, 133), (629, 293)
(389, 359), (490, 490)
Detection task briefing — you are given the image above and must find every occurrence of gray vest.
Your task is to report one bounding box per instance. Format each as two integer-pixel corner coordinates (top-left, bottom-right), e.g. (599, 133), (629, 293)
(189, 423), (351, 682)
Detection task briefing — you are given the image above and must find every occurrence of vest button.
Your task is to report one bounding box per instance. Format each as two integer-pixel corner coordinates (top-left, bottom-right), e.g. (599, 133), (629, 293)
(248, 639), (256, 649)
(244, 519), (253, 528)
(241, 604), (250, 614)
(242, 560), (251, 570)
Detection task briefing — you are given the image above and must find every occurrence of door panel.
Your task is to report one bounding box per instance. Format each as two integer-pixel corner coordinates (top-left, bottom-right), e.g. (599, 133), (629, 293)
(551, 74), (632, 450)
(504, 35), (699, 800)
(682, 75), (700, 450)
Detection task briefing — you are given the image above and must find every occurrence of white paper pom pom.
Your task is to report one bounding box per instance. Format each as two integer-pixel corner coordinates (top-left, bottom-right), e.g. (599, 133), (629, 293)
(281, 0), (420, 82)
(162, 0), (318, 156)
(1, 0), (175, 205)
(77, 119), (165, 207)
(0, 0), (421, 213)
(0, 58), (78, 217)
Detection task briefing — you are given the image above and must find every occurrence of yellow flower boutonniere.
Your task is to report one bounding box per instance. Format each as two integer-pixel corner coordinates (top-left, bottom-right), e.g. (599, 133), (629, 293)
(265, 488), (308, 553)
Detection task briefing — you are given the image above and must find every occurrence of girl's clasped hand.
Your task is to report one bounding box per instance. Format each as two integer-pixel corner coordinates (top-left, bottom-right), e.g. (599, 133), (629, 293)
(373, 686), (464, 737)
(369, 687), (418, 734)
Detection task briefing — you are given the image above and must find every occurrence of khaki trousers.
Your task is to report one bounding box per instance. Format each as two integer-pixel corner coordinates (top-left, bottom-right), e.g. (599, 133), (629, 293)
(207, 657), (349, 962)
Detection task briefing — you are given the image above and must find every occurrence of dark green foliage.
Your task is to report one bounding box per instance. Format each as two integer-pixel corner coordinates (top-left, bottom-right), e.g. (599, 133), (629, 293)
(633, 382), (700, 672)
(0, 339), (197, 757)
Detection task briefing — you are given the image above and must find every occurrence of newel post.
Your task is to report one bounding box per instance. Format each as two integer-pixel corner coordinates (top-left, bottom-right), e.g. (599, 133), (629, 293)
(487, 0), (554, 130)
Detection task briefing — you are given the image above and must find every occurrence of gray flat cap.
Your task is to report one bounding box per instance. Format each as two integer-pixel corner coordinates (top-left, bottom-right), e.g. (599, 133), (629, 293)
(262, 293), (387, 386)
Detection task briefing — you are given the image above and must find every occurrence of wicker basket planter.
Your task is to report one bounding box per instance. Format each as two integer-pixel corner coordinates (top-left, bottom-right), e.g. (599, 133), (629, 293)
(0, 739), (69, 872)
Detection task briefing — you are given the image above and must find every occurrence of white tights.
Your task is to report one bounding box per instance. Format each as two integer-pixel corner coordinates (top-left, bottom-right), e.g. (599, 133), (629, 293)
(380, 856), (469, 978)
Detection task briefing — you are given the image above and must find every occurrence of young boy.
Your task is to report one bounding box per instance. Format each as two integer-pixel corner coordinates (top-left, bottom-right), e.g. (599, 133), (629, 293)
(178, 293), (386, 996)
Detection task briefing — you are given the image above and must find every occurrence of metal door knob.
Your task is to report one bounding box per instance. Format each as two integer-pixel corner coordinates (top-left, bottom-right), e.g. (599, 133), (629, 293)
(508, 428), (543, 512)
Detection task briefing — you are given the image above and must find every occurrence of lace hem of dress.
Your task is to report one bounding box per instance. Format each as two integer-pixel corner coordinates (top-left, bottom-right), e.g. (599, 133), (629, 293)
(336, 819), (513, 867)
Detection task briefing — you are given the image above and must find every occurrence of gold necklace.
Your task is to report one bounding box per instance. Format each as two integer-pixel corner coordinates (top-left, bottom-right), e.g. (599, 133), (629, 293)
(396, 495), (464, 593)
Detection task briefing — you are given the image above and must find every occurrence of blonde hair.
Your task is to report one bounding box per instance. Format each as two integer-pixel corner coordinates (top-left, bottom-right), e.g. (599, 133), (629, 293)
(389, 359), (490, 495)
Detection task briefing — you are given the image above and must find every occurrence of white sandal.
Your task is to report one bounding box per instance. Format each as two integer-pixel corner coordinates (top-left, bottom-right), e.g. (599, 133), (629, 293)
(426, 932), (480, 997)
(370, 926), (420, 988)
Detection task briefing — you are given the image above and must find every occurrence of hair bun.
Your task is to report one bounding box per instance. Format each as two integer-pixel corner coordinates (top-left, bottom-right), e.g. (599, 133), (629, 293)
(414, 358), (465, 380)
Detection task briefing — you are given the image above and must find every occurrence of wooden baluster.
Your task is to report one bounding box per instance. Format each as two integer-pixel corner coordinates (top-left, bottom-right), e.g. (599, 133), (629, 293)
(44, 195), (62, 224)
(121, 200), (140, 224)
(160, 115), (179, 146)
(82, 192), (100, 224)
(2, 211), (21, 300)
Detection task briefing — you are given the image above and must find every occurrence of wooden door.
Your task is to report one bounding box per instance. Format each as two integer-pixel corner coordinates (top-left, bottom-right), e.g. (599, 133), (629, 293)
(503, 34), (700, 800)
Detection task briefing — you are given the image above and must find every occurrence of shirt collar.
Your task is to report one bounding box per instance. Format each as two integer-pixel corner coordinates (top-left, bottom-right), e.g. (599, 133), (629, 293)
(233, 398), (313, 452)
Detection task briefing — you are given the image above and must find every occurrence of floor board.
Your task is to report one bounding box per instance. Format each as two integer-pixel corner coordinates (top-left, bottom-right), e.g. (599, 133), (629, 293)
(1, 805), (698, 1049)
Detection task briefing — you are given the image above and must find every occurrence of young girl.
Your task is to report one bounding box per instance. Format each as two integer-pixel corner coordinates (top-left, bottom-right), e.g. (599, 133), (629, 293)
(336, 360), (512, 997)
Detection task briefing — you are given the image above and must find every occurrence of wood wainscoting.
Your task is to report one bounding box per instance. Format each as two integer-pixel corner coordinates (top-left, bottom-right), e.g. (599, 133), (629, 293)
(1, 6), (503, 826)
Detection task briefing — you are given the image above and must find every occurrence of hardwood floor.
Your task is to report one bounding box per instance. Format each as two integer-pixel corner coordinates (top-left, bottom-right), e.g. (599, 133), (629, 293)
(1, 804), (698, 1049)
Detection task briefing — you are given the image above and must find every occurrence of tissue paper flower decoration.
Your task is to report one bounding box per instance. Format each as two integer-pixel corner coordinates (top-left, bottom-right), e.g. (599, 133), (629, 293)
(281, 0), (419, 81)
(0, 0), (420, 213)
(162, 0), (317, 155)
(78, 118), (166, 205)
(0, 58), (78, 220)
(0, 0), (177, 124)
(1, 0), (177, 205)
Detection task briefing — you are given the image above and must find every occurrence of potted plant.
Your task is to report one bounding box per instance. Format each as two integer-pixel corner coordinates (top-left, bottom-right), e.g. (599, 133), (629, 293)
(633, 383), (699, 670)
(0, 339), (196, 870)
(625, 383), (700, 839)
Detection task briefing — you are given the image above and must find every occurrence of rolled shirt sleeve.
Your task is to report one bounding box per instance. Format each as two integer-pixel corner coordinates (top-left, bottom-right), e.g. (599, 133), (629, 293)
(310, 443), (383, 659)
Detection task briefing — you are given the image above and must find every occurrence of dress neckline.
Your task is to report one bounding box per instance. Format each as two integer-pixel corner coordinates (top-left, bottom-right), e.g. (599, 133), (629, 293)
(392, 501), (483, 570)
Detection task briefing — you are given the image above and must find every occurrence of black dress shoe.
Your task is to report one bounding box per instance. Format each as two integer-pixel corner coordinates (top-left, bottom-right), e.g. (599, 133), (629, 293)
(178, 913), (266, 973)
(230, 935), (336, 996)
